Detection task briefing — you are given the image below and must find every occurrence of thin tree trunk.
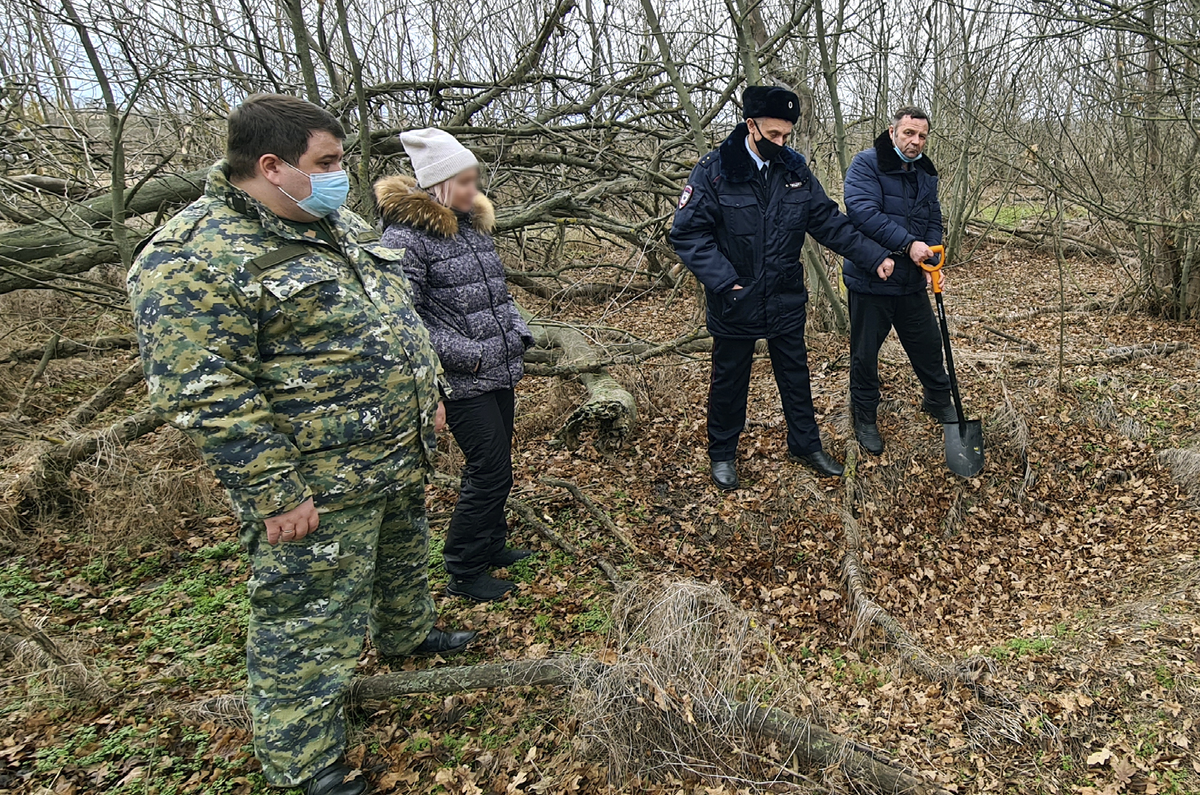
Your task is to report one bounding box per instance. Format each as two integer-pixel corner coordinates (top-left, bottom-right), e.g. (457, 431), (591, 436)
(639, 0), (707, 156)
(281, 0), (321, 103)
(58, 0), (130, 267)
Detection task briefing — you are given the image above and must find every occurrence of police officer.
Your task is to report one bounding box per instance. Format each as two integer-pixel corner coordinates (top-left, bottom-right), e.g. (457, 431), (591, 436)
(128, 94), (476, 795)
(842, 105), (956, 455)
(671, 85), (894, 490)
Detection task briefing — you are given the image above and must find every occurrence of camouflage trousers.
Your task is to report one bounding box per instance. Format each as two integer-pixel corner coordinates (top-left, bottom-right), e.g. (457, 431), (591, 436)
(240, 483), (437, 786)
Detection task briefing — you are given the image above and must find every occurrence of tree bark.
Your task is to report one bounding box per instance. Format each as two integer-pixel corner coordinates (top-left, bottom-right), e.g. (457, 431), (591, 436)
(532, 319), (637, 450)
(0, 334), (137, 364)
(0, 169), (206, 267)
(185, 658), (944, 795)
(733, 702), (949, 794)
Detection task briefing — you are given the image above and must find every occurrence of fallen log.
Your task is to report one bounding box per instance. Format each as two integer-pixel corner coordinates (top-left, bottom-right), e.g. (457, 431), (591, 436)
(61, 361), (145, 430)
(185, 657), (943, 794)
(1083, 341), (1189, 366)
(1, 174), (92, 198)
(1, 334), (137, 364)
(998, 299), (1108, 322)
(431, 471), (622, 583)
(539, 475), (639, 553)
(527, 317), (637, 450)
(0, 245), (122, 295)
(0, 597), (112, 702)
(966, 218), (1132, 260)
(12, 333), (59, 418)
(0, 168), (206, 272)
(524, 326), (710, 377)
(509, 496), (621, 583)
(508, 270), (664, 305)
(735, 702), (948, 794)
(1, 408), (164, 540)
(980, 324), (1042, 352)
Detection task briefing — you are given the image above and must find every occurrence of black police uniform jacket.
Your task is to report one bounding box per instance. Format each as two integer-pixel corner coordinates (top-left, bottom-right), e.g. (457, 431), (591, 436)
(670, 123), (890, 340)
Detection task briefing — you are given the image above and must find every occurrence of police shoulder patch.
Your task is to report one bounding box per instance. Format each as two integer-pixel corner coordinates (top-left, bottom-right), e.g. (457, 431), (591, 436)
(678, 185), (694, 209)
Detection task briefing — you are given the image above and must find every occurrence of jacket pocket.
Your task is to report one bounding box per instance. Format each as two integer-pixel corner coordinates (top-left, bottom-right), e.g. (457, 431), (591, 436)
(718, 194), (758, 238)
(258, 257), (351, 344)
(287, 403), (406, 454)
(719, 279), (761, 322)
(246, 537), (344, 619)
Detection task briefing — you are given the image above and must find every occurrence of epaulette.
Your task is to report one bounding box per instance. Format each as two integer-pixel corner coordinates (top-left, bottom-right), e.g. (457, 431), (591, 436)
(699, 152), (718, 167)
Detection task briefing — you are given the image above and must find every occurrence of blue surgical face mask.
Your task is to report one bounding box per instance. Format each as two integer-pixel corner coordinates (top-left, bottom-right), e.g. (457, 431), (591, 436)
(279, 161), (350, 218)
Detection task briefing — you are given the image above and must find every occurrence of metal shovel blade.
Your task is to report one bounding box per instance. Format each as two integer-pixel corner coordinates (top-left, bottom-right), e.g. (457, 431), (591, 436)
(943, 420), (985, 478)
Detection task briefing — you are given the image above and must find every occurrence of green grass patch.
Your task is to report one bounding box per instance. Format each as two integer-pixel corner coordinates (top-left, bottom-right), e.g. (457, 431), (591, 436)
(33, 719), (267, 795)
(986, 636), (1055, 660)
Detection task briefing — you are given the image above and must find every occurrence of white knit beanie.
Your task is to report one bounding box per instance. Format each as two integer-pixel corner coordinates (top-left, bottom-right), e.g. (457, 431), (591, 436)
(399, 128), (479, 188)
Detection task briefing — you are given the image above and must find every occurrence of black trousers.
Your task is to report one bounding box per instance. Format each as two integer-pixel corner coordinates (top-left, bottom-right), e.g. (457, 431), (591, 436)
(849, 290), (951, 420)
(708, 310), (821, 460)
(443, 388), (515, 579)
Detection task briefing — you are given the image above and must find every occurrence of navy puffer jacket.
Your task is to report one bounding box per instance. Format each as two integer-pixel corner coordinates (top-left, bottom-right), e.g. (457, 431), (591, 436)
(842, 131), (943, 296)
(670, 124), (890, 339)
(375, 176), (533, 401)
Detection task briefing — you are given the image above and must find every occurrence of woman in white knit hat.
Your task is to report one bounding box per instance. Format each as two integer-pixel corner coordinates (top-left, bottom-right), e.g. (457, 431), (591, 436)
(374, 128), (535, 603)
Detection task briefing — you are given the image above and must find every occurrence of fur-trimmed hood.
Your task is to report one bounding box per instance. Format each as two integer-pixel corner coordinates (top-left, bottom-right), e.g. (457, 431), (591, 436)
(373, 174), (496, 237)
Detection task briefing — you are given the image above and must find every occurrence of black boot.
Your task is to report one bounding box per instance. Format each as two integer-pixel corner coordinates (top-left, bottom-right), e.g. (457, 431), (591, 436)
(852, 406), (884, 455)
(711, 459), (739, 491)
(490, 547), (533, 569)
(921, 390), (959, 424)
(789, 450), (845, 478)
(303, 762), (369, 795)
(447, 572), (517, 602)
(411, 627), (478, 657)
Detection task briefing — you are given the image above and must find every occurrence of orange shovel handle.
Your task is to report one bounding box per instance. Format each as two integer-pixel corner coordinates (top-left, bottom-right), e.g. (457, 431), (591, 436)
(919, 244), (946, 294)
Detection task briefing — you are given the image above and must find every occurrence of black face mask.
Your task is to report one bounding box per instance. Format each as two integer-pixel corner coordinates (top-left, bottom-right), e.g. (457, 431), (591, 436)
(749, 121), (784, 161)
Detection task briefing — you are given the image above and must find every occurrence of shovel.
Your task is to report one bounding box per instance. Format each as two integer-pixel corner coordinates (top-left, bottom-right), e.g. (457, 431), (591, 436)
(920, 246), (984, 478)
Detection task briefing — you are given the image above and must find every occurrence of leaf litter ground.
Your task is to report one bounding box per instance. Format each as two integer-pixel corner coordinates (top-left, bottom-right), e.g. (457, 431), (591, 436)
(1, 239), (1198, 794)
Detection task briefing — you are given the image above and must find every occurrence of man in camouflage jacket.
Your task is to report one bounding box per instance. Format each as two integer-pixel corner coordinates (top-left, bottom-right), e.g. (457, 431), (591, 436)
(127, 94), (476, 795)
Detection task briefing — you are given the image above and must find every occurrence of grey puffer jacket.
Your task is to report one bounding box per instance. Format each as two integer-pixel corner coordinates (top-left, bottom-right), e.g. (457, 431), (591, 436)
(375, 175), (532, 401)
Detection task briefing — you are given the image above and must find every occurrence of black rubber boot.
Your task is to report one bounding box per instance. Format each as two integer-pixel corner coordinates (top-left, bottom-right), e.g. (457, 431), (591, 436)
(710, 459), (739, 491)
(852, 406), (884, 455)
(303, 762), (368, 795)
(490, 547), (534, 569)
(447, 572), (517, 602)
(789, 450), (845, 478)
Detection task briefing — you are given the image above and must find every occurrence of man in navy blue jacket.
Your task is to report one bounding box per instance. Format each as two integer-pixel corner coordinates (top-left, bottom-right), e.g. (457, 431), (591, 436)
(842, 106), (956, 455)
(671, 86), (893, 490)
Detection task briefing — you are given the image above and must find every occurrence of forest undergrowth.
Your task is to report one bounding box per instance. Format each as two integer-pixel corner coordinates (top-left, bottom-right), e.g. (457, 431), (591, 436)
(1, 238), (1198, 795)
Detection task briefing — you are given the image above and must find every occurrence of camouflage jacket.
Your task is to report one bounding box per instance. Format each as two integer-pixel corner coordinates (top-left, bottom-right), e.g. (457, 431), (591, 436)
(128, 161), (442, 522)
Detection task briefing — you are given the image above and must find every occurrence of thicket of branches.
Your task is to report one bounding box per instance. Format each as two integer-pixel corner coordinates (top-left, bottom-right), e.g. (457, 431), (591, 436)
(2, 0), (1198, 318)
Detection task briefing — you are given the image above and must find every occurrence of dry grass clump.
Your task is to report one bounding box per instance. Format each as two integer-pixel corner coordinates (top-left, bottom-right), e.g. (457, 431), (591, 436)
(1092, 397), (1146, 440)
(984, 382), (1029, 460)
(1157, 446), (1200, 499)
(513, 377), (587, 441)
(575, 579), (810, 786)
(73, 426), (227, 550)
(609, 363), (690, 419)
(0, 620), (113, 705)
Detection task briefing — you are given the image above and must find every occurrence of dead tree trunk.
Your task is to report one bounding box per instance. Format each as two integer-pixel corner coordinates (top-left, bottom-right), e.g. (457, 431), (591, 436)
(539, 322), (637, 450)
(186, 658), (945, 795)
(0, 169), (206, 289)
(523, 310), (637, 451)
